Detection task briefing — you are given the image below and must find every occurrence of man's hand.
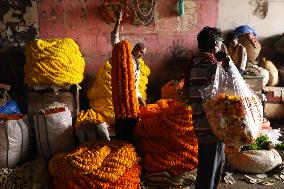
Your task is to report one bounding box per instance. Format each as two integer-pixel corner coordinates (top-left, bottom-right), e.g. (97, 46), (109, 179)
(215, 50), (230, 72)
(138, 97), (146, 106)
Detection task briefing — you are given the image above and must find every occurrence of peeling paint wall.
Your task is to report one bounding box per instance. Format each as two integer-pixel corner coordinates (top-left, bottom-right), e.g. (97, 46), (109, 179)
(217, 0), (284, 39)
(37, 0), (218, 98)
(0, 0), (39, 47)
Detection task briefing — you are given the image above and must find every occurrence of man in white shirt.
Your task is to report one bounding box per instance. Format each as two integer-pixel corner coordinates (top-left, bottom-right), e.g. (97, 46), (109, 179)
(111, 10), (146, 106)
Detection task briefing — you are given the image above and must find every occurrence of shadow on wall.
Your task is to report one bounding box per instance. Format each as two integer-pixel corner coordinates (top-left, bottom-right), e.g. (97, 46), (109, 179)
(0, 47), (27, 113)
(147, 44), (193, 102)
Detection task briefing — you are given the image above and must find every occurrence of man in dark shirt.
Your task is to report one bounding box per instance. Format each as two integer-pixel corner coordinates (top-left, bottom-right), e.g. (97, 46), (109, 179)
(184, 26), (229, 189)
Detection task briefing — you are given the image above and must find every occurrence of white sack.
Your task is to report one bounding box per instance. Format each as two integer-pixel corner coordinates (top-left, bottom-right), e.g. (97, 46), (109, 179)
(33, 105), (75, 159)
(226, 149), (282, 173)
(0, 116), (30, 168)
(76, 122), (110, 145)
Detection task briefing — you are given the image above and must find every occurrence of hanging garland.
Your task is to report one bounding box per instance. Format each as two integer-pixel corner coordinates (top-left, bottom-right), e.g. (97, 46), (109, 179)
(111, 40), (139, 119)
(133, 0), (157, 26)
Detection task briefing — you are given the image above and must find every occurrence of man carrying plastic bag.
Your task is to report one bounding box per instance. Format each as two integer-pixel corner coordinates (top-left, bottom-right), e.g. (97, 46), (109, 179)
(184, 26), (262, 189)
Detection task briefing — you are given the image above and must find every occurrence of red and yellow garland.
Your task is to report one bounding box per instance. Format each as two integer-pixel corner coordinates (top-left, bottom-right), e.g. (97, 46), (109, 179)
(111, 40), (139, 119)
(134, 99), (198, 176)
(49, 141), (141, 189)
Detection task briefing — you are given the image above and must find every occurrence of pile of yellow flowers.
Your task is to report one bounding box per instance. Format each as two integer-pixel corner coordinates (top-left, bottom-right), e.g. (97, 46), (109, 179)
(75, 109), (104, 130)
(25, 38), (85, 85)
(49, 141), (141, 189)
(134, 99), (198, 176)
(87, 59), (150, 125)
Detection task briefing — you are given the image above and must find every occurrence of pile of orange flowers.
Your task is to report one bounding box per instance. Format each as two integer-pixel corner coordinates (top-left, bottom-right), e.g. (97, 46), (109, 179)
(49, 141), (141, 189)
(111, 40), (139, 119)
(75, 109), (104, 130)
(134, 99), (198, 176)
(0, 113), (24, 120)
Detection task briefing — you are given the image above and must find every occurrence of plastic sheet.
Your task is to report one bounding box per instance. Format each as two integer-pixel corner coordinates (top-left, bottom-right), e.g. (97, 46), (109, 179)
(201, 60), (263, 146)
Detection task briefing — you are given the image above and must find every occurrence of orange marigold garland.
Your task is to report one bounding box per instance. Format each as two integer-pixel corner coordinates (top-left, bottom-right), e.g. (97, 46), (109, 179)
(134, 99), (198, 176)
(111, 40), (139, 119)
(49, 141), (141, 189)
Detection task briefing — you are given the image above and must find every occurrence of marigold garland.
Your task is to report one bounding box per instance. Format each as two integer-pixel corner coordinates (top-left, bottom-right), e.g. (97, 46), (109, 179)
(75, 109), (104, 130)
(87, 58), (150, 126)
(0, 113), (24, 120)
(111, 40), (139, 119)
(134, 99), (198, 176)
(24, 38), (85, 85)
(49, 141), (141, 189)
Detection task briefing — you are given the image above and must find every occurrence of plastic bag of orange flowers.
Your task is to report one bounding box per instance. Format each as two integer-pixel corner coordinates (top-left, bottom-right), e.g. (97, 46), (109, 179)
(200, 59), (263, 146)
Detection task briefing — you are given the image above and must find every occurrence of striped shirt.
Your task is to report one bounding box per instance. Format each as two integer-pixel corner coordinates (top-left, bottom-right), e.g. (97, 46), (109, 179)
(184, 52), (219, 137)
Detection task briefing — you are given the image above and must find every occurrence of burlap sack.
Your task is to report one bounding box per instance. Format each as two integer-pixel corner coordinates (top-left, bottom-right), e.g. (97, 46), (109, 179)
(238, 35), (261, 64)
(259, 58), (279, 86)
(226, 149), (282, 173)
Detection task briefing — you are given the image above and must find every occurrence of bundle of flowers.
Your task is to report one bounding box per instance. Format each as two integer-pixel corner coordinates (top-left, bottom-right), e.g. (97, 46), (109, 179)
(75, 109), (104, 130)
(49, 141), (141, 189)
(203, 93), (262, 146)
(87, 59), (150, 125)
(111, 40), (139, 119)
(134, 99), (198, 176)
(25, 38), (85, 85)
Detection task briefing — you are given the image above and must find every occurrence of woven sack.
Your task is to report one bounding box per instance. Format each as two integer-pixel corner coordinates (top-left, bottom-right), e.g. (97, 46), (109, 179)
(259, 58), (279, 86)
(0, 116), (30, 168)
(238, 35), (261, 64)
(226, 149), (282, 173)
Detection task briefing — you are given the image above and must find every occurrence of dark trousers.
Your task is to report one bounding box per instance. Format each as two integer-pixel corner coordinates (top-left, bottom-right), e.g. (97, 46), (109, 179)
(195, 140), (225, 189)
(115, 117), (139, 142)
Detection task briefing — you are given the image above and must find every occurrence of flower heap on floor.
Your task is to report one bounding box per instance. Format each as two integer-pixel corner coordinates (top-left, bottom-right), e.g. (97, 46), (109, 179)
(203, 93), (262, 146)
(24, 38), (85, 85)
(111, 40), (139, 119)
(134, 99), (198, 176)
(49, 141), (141, 189)
(75, 109), (104, 130)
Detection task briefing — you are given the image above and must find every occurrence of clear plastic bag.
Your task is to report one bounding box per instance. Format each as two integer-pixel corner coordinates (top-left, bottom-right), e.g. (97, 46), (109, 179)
(200, 59), (263, 146)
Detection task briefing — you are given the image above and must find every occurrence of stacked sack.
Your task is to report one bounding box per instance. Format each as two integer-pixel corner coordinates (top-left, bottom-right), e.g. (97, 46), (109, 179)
(25, 38), (85, 85)
(49, 141), (141, 189)
(75, 109), (110, 144)
(134, 99), (198, 176)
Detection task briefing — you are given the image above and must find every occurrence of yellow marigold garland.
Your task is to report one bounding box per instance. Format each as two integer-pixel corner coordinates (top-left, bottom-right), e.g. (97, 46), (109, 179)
(134, 99), (198, 176)
(111, 40), (139, 119)
(25, 38), (85, 85)
(49, 141), (141, 189)
(75, 109), (104, 130)
(138, 58), (150, 101)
